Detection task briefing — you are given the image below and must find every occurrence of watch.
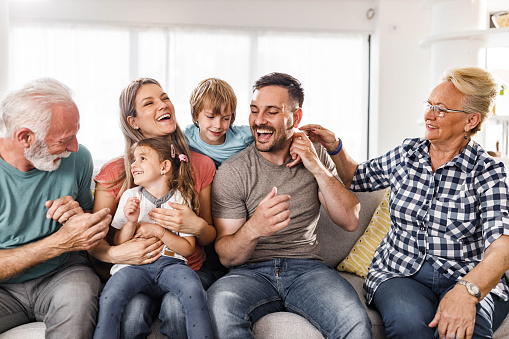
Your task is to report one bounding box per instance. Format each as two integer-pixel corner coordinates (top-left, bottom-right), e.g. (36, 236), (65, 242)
(456, 280), (482, 301)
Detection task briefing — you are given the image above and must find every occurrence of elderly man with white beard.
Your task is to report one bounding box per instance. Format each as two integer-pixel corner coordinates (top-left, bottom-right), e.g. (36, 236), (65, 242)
(0, 78), (111, 338)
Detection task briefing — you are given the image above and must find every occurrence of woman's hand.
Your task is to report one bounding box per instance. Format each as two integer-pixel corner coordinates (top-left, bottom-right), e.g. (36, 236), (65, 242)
(299, 124), (339, 153)
(428, 286), (477, 339)
(108, 237), (163, 265)
(149, 202), (206, 236)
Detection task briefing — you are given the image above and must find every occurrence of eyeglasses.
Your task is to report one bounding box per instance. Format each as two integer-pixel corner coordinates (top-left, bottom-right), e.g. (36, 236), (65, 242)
(423, 102), (473, 117)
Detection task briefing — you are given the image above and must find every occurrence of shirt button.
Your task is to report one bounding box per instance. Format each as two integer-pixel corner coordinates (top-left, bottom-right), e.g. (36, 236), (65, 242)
(420, 227), (426, 231)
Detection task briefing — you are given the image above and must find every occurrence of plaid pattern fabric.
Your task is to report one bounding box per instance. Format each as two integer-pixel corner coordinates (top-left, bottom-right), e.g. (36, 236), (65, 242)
(351, 138), (509, 304)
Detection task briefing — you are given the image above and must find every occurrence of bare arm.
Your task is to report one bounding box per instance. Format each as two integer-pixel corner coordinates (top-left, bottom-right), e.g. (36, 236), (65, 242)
(214, 187), (291, 267)
(290, 130), (360, 231)
(88, 182), (163, 264)
(135, 222), (196, 257)
(299, 124), (359, 188)
(429, 235), (509, 339)
(1, 207), (111, 282)
(149, 184), (216, 246)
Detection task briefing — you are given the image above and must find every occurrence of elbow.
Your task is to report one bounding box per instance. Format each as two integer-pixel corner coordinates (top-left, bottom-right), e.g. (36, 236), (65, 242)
(343, 203), (361, 232)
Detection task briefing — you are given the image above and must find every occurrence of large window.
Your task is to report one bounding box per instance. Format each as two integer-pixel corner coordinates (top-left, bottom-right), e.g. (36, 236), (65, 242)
(9, 22), (370, 168)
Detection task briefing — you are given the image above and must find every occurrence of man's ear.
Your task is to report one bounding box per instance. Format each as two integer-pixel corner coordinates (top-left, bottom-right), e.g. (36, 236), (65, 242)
(127, 116), (140, 130)
(15, 128), (35, 148)
(292, 108), (303, 128)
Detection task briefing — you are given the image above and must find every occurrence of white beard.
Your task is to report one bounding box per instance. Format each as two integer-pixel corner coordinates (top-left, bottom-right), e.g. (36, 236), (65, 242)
(24, 138), (71, 172)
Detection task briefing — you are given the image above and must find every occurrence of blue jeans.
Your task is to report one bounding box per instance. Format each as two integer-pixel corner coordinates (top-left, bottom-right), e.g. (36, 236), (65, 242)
(94, 257), (212, 339)
(120, 265), (218, 339)
(373, 259), (509, 339)
(207, 258), (371, 339)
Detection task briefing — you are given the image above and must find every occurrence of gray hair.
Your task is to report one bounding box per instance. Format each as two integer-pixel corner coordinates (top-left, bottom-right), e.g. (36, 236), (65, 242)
(0, 78), (75, 139)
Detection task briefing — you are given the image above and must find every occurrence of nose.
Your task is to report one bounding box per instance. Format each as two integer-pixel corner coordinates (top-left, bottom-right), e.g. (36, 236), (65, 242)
(254, 113), (267, 126)
(424, 106), (435, 120)
(67, 136), (79, 153)
(157, 98), (169, 110)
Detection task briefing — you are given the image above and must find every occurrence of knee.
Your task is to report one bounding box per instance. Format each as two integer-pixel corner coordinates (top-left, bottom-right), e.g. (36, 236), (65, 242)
(159, 292), (185, 322)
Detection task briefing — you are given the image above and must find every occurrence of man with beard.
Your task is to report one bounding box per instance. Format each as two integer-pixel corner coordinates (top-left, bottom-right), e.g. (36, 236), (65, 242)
(0, 78), (111, 338)
(208, 72), (371, 338)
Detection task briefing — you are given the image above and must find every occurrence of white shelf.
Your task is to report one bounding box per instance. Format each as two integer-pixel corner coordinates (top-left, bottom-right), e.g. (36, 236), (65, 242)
(419, 27), (509, 48)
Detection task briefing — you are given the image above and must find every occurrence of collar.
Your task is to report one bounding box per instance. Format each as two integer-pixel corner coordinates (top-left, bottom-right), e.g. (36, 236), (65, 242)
(141, 187), (174, 208)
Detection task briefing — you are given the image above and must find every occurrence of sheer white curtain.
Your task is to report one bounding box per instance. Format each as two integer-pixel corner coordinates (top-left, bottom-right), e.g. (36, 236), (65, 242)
(9, 22), (370, 167)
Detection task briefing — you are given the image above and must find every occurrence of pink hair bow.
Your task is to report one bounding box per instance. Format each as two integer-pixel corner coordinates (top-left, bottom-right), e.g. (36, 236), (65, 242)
(179, 154), (188, 163)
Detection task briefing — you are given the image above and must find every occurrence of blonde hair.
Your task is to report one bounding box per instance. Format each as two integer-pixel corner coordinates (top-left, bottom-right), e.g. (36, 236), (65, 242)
(441, 67), (498, 136)
(189, 78), (237, 127)
(133, 138), (199, 215)
(104, 78), (193, 201)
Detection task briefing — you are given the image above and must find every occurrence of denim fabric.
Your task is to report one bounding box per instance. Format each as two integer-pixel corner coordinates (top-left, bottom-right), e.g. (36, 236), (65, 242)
(0, 252), (100, 339)
(373, 259), (509, 339)
(94, 257), (212, 339)
(120, 265), (218, 339)
(207, 258), (371, 339)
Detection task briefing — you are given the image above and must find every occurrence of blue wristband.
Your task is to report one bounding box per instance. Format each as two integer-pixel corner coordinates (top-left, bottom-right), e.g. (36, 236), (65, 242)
(327, 138), (342, 156)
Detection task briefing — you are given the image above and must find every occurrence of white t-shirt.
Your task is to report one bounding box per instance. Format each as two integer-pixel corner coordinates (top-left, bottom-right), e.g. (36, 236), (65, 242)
(110, 186), (193, 275)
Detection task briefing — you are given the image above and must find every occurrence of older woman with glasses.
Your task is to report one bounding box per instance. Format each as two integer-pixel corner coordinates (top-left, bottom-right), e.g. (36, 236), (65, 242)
(300, 67), (509, 339)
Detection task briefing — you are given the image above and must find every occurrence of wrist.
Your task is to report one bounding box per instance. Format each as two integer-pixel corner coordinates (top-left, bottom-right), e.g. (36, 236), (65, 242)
(327, 138), (343, 156)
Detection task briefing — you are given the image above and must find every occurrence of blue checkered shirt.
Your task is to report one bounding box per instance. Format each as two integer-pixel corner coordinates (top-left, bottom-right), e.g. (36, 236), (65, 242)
(351, 138), (509, 304)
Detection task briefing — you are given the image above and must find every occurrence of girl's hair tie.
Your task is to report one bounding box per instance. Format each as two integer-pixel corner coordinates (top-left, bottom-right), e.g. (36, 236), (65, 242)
(179, 154), (188, 163)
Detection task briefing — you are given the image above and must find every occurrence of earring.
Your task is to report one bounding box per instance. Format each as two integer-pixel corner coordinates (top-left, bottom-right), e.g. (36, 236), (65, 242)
(161, 171), (164, 176)
(464, 131), (468, 140)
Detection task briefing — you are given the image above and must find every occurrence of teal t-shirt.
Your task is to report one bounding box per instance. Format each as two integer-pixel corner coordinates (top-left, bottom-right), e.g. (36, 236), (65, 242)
(184, 124), (253, 167)
(0, 144), (94, 283)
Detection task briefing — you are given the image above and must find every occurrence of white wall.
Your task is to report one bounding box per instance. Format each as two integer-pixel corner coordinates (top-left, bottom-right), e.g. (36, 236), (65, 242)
(6, 0), (433, 158)
(0, 0), (8, 99)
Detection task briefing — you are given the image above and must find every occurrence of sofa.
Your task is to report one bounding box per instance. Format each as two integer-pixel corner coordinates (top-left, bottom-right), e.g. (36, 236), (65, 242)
(2, 189), (509, 338)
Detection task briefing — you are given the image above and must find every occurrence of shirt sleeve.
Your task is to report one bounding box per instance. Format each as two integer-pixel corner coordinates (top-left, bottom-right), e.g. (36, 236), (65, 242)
(478, 162), (509, 249)
(190, 151), (216, 192)
(351, 141), (410, 192)
(75, 145), (94, 211)
(211, 161), (246, 220)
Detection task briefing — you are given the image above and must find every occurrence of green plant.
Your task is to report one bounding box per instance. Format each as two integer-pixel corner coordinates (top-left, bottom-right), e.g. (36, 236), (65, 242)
(501, 84), (506, 96)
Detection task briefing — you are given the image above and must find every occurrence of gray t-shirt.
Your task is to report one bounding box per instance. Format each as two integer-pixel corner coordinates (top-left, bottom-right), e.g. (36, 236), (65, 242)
(211, 142), (337, 263)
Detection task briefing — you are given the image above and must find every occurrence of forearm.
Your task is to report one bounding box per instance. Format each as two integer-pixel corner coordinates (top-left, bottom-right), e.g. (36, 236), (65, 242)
(215, 221), (259, 267)
(194, 218), (217, 247)
(114, 222), (136, 245)
(0, 235), (66, 282)
(317, 173), (360, 231)
(162, 232), (195, 257)
(461, 235), (509, 299)
(328, 146), (358, 189)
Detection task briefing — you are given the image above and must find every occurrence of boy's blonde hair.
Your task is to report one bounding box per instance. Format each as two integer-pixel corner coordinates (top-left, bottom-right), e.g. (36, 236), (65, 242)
(189, 78), (237, 127)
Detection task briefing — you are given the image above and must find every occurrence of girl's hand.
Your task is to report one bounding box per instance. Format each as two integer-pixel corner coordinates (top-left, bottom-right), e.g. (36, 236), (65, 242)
(149, 202), (204, 235)
(134, 222), (161, 239)
(124, 197), (140, 223)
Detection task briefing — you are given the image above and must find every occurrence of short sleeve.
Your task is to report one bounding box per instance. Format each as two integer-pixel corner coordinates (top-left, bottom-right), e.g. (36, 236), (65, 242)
(190, 151), (216, 193)
(94, 157), (125, 198)
(211, 161), (246, 220)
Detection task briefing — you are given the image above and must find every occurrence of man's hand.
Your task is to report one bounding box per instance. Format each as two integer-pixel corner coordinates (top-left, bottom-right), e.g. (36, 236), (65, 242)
(45, 196), (84, 224)
(246, 187), (291, 238)
(287, 130), (322, 174)
(299, 124), (339, 152)
(55, 208), (111, 252)
(428, 285), (477, 339)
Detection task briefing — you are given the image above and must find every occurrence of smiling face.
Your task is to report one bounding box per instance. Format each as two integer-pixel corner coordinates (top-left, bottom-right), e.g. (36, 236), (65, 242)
(424, 81), (471, 146)
(131, 145), (167, 188)
(196, 103), (232, 145)
(249, 86), (299, 154)
(25, 103), (80, 171)
(127, 84), (177, 138)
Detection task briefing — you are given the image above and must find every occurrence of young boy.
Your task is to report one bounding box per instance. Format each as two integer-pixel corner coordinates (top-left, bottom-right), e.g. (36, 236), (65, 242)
(184, 78), (253, 167)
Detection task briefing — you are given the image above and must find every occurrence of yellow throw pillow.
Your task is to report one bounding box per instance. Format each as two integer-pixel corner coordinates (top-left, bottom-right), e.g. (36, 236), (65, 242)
(337, 189), (391, 278)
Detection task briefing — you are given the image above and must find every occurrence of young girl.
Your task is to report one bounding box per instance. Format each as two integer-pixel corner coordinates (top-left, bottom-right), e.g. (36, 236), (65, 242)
(93, 137), (213, 339)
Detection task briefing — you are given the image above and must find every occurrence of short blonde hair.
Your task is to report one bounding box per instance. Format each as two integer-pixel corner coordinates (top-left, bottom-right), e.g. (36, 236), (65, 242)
(189, 78), (237, 127)
(441, 67), (498, 136)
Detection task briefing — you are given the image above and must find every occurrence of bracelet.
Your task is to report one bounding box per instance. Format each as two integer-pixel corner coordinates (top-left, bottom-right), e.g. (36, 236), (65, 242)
(327, 137), (343, 156)
(160, 227), (166, 239)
